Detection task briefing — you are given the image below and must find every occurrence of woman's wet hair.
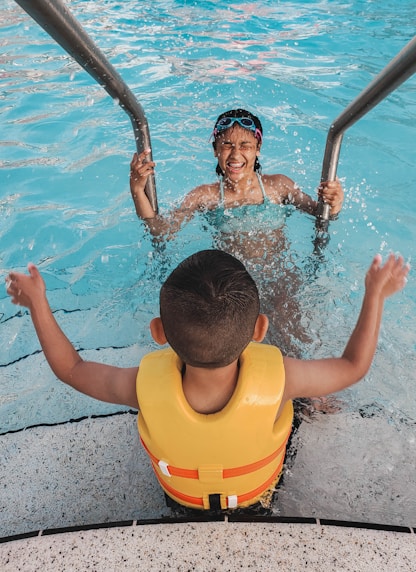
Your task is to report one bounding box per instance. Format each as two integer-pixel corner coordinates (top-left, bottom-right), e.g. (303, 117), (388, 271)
(160, 250), (260, 368)
(212, 109), (263, 177)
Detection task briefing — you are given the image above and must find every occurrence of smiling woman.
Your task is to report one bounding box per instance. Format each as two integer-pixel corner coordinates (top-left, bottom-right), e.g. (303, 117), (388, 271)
(129, 109), (345, 359)
(129, 108), (344, 238)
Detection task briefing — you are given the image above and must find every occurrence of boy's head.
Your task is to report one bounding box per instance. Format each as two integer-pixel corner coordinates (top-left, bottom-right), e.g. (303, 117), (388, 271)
(159, 250), (261, 368)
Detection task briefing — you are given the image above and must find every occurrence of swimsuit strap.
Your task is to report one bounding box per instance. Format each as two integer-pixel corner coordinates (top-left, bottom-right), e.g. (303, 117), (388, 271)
(219, 177), (225, 205)
(219, 172), (267, 204)
(256, 172), (268, 201)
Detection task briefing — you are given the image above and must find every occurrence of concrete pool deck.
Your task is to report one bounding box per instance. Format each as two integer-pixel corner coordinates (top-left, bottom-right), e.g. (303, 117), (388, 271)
(2, 519), (416, 571)
(1, 412), (416, 570)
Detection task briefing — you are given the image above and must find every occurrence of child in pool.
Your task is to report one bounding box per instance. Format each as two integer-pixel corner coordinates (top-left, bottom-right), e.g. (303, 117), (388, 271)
(5, 250), (408, 511)
(129, 109), (344, 237)
(131, 109), (345, 360)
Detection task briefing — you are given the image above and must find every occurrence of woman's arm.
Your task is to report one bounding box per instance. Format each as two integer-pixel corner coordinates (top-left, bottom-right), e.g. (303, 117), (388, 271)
(130, 151), (212, 238)
(317, 178), (344, 216)
(270, 174), (344, 217)
(129, 149), (156, 219)
(130, 150), (172, 236)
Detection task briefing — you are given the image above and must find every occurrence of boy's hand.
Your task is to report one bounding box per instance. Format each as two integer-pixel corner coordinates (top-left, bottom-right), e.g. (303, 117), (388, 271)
(318, 177), (344, 215)
(365, 253), (410, 299)
(130, 149), (155, 194)
(5, 263), (46, 309)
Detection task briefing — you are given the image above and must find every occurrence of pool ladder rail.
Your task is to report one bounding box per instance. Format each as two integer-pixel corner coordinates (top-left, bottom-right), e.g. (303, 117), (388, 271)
(13, 0), (158, 214)
(316, 34), (416, 241)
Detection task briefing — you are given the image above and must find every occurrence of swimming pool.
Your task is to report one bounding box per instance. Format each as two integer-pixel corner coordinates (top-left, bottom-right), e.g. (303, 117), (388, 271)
(1, 0), (416, 528)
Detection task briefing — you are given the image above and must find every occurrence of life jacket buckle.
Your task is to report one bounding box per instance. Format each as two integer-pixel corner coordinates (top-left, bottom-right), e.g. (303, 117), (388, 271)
(158, 460), (171, 477)
(227, 495), (238, 509)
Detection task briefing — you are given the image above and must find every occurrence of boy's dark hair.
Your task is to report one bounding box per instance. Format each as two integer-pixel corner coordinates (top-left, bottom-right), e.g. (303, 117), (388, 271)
(212, 109), (263, 177)
(160, 250), (260, 368)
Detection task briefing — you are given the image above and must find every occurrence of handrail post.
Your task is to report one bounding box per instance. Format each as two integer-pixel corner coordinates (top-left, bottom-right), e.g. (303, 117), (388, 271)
(315, 35), (416, 236)
(13, 0), (158, 212)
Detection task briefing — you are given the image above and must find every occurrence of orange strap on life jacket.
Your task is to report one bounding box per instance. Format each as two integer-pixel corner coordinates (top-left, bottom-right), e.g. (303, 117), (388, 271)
(140, 428), (291, 480)
(153, 455), (285, 509)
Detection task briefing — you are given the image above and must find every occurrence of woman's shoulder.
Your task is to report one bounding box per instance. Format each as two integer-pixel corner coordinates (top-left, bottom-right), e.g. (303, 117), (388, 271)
(262, 172), (296, 186)
(261, 173), (297, 198)
(190, 181), (220, 194)
(182, 181), (221, 210)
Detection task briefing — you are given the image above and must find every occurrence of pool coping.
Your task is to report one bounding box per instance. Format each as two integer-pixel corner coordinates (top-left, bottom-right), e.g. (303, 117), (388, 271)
(1, 515), (414, 545)
(2, 519), (416, 572)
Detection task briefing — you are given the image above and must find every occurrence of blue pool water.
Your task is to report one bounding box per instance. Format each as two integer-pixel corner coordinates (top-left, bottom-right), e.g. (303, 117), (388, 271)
(1, 0), (416, 524)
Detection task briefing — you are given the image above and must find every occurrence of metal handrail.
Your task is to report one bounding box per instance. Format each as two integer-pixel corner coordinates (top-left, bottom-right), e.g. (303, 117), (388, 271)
(316, 35), (416, 235)
(14, 0), (158, 212)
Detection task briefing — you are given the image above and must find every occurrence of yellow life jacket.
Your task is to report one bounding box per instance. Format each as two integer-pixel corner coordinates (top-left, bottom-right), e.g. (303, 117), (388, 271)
(137, 342), (293, 510)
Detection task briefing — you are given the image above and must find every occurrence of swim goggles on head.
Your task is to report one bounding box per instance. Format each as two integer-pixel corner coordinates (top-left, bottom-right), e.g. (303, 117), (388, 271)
(212, 116), (263, 143)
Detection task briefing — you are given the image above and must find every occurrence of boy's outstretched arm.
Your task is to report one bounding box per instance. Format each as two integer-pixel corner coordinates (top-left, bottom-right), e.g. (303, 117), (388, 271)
(5, 264), (139, 409)
(283, 253), (409, 402)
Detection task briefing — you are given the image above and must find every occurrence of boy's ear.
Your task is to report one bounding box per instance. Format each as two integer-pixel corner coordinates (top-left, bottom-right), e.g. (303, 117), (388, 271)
(150, 317), (167, 345)
(252, 313), (269, 342)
